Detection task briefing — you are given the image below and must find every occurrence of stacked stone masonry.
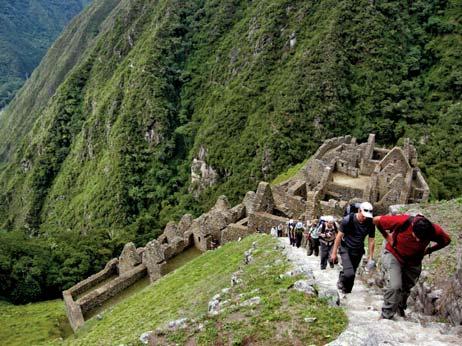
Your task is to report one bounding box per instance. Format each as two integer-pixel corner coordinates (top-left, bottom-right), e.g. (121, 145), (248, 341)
(64, 134), (431, 332)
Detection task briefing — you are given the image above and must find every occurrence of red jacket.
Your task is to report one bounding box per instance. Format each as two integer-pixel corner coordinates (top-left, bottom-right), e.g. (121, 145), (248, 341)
(376, 214), (451, 266)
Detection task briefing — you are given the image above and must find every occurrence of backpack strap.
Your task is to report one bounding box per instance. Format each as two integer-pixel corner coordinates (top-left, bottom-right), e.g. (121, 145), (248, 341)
(343, 213), (355, 233)
(391, 216), (414, 249)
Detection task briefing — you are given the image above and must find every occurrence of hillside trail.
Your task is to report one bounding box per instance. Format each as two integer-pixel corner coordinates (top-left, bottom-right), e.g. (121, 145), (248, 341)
(279, 237), (462, 346)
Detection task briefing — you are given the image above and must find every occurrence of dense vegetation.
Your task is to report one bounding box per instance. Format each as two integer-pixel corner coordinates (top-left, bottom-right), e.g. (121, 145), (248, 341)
(0, 0), (460, 303)
(0, 0), (92, 109)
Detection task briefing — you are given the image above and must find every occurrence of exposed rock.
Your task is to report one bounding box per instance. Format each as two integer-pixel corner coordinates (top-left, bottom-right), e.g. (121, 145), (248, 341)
(319, 288), (340, 306)
(190, 146), (218, 197)
(244, 250), (253, 264)
(139, 331), (153, 345)
(293, 280), (317, 296)
(304, 317), (317, 323)
(118, 242), (141, 275)
(167, 318), (188, 330)
(231, 272), (241, 286)
(240, 296), (261, 307)
(437, 248), (462, 325)
(208, 298), (220, 315)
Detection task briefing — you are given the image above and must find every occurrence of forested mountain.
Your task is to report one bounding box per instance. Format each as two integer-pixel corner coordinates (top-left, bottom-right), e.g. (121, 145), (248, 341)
(0, 0), (460, 303)
(0, 0), (92, 108)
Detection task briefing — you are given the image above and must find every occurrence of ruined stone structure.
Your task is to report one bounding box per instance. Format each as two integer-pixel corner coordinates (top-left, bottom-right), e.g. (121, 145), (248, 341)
(297, 134), (429, 219)
(64, 134), (429, 331)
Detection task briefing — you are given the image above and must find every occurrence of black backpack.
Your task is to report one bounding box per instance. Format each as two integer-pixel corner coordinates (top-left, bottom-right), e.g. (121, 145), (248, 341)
(343, 203), (361, 216)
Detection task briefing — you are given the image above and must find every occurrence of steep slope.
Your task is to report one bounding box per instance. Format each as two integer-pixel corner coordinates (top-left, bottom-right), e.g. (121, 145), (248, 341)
(0, 0), (120, 162)
(0, 0), (461, 303)
(0, 0), (92, 109)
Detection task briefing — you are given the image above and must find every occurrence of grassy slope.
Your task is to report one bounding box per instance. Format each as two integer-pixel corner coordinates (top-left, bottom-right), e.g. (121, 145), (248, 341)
(59, 235), (346, 345)
(0, 300), (68, 346)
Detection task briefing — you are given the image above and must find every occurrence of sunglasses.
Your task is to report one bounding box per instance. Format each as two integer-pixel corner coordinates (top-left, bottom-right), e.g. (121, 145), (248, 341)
(362, 209), (373, 213)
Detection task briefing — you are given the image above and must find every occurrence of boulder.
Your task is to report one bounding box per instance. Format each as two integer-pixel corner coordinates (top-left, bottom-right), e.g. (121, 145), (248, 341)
(293, 280), (317, 296)
(319, 288), (340, 306)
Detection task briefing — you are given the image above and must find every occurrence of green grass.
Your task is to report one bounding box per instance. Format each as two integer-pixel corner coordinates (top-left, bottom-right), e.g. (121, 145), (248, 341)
(0, 299), (69, 346)
(272, 159), (308, 185)
(58, 234), (346, 345)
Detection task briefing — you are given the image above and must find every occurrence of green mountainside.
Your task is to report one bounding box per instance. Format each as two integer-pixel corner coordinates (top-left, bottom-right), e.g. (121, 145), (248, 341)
(0, 0), (461, 303)
(0, 0), (92, 109)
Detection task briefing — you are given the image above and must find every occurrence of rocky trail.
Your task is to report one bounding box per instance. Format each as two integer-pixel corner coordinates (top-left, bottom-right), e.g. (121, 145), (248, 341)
(280, 237), (462, 346)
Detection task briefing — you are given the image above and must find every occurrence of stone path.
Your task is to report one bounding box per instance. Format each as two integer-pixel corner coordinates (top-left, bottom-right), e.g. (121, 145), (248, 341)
(280, 237), (462, 346)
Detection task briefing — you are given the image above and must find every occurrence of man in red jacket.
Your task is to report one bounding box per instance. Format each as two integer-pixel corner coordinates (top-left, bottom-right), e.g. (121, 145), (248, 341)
(373, 214), (451, 319)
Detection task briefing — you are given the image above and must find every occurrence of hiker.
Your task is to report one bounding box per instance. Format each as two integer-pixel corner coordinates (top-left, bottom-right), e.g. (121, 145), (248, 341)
(373, 213), (451, 319)
(295, 221), (305, 248)
(301, 222), (310, 248)
(318, 216), (338, 269)
(307, 219), (320, 256)
(277, 223), (284, 237)
(287, 219), (296, 246)
(331, 202), (375, 293)
(270, 226), (278, 237)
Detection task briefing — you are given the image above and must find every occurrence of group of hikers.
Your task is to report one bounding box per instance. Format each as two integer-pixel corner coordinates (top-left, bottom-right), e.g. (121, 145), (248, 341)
(270, 202), (451, 320)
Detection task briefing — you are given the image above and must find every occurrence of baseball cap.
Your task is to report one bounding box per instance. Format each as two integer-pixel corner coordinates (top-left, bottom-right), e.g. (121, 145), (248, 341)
(359, 202), (373, 218)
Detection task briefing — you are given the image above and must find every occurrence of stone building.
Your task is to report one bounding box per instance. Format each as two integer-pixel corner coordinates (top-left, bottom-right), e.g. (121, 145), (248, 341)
(294, 134), (429, 219)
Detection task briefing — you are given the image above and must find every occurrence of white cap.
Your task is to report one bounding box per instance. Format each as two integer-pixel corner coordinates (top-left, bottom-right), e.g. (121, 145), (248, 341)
(324, 215), (335, 223)
(360, 202), (373, 218)
(296, 222), (303, 228)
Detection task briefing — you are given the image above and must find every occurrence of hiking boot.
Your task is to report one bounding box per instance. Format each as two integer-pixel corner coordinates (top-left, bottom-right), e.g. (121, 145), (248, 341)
(329, 261), (334, 268)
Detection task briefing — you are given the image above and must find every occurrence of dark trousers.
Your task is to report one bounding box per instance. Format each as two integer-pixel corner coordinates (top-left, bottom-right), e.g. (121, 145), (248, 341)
(307, 238), (319, 256)
(338, 245), (364, 293)
(289, 233), (296, 246)
(295, 232), (303, 248)
(320, 241), (334, 269)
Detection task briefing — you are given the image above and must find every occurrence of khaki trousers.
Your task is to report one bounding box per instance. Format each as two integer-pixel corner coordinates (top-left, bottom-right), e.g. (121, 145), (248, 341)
(381, 250), (421, 319)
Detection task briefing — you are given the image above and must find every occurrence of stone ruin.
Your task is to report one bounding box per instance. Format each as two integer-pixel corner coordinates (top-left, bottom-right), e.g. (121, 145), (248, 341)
(299, 133), (429, 219)
(63, 134), (429, 331)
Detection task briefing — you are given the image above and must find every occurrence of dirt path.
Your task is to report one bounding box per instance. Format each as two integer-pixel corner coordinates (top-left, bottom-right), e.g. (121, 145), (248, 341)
(280, 237), (462, 346)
